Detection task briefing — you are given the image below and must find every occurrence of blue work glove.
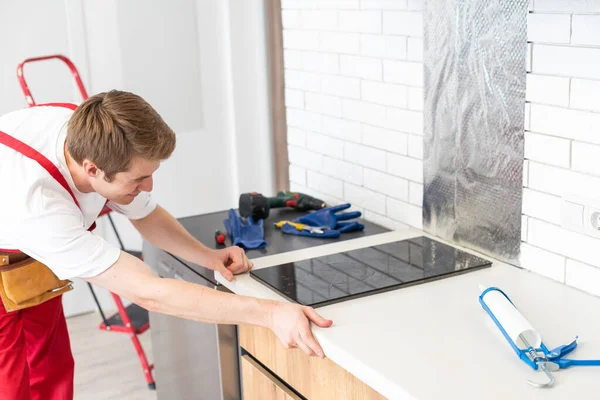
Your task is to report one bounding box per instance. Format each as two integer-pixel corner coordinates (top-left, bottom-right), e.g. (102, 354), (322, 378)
(223, 209), (267, 249)
(296, 203), (364, 234)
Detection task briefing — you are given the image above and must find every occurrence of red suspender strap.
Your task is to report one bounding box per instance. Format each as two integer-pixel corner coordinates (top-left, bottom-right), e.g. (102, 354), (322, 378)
(0, 102), (96, 254)
(37, 103), (78, 110)
(0, 130), (82, 209)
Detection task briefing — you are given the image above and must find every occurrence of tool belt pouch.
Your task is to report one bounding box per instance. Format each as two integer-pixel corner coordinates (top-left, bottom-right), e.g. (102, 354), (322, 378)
(0, 254), (73, 312)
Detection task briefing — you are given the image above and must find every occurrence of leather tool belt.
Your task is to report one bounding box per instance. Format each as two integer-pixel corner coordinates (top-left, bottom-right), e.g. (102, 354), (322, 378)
(0, 251), (73, 312)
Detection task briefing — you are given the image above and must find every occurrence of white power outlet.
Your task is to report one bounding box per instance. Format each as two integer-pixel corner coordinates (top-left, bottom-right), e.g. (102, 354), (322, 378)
(561, 195), (600, 239)
(587, 208), (600, 232)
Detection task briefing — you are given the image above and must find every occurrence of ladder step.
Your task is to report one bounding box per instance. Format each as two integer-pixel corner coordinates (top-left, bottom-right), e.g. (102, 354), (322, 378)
(102, 303), (149, 334)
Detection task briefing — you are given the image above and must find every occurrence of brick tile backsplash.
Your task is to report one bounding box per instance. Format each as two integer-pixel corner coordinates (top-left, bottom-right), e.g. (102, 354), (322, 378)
(525, 74), (570, 107)
(305, 92), (343, 117)
(529, 104), (600, 145)
(289, 164), (307, 186)
(383, 60), (423, 86)
(361, 81), (408, 108)
(360, 0), (408, 10)
(520, 243), (566, 283)
(321, 75), (361, 99)
(323, 156), (364, 185)
(362, 124), (408, 154)
(321, 115), (362, 142)
(570, 78), (600, 113)
(281, 2), (600, 297)
(283, 3), (424, 231)
(387, 153), (423, 183)
(306, 132), (345, 159)
(387, 197), (423, 228)
(571, 141), (600, 176)
(528, 161), (600, 200)
(364, 168), (409, 202)
(340, 55), (383, 80)
(307, 170), (344, 198)
(364, 211), (409, 231)
(408, 182), (423, 206)
(522, 188), (562, 225)
(571, 15), (600, 46)
(320, 32), (361, 54)
(382, 11), (423, 36)
(408, 134), (423, 159)
(360, 34), (407, 59)
(342, 98), (387, 126)
(523, 131), (570, 168)
(566, 259), (600, 297)
(344, 142), (387, 171)
(532, 45), (600, 80)
(339, 10), (382, 33)
(344, 182), (387, 214)
(285, 88), (305, 109)
(407, 37), (423, 61)
(533, 0), (600, 13)
(527, 13), (571, 44)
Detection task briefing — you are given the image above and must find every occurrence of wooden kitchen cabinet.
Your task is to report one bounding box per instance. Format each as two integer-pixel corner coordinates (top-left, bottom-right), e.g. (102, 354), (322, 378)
(240, 325), (386, 400)
(241, 354), (301, 400)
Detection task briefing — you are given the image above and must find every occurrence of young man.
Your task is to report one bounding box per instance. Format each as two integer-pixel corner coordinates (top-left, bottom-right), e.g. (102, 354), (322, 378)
(0, 90), (332, 400)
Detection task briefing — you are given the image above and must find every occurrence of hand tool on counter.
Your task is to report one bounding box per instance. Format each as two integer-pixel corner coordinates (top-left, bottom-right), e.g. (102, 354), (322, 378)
(223, 209), (267, 249)
(273, 220), (336, 237)
(276, 203), (365, 238)
(479, 285), (600, 388)
(239, 191), (326, 220)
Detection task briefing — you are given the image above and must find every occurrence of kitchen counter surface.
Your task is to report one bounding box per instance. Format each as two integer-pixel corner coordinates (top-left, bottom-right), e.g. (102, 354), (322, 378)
(173, 208), (388, 284)
(215, 228), (600, 400)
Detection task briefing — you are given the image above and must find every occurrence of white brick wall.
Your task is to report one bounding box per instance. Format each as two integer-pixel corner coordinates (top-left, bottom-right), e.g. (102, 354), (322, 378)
(282, 2), (600, 298)
(283, 0), (424, 230)
(522, 4), (600, 297)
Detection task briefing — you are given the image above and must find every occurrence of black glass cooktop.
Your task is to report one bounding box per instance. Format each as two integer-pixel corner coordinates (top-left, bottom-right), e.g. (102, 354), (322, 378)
(250, 236), (492, 308)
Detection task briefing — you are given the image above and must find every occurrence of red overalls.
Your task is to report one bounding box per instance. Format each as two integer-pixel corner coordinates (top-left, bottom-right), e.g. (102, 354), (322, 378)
(0, 103), (94, 400)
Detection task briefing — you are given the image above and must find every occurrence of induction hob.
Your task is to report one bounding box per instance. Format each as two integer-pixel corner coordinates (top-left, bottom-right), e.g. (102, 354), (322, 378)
(250, 236), (492, 308)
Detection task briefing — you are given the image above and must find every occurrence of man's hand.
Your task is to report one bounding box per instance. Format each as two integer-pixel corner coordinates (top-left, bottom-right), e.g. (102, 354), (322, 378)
(269, 302), (334, 358)
(130, 206), (254, 280)
(206, 246), (254, 282)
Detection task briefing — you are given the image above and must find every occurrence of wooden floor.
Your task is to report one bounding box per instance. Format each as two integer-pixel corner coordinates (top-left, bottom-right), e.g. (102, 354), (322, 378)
(66, 312), (157, 400)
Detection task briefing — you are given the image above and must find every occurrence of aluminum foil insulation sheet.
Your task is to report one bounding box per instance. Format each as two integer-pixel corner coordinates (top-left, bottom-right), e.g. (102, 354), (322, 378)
(423, 0), (527, 264)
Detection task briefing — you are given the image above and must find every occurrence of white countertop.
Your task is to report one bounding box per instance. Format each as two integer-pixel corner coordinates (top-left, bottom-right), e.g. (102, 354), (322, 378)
(216, 229), (600, 400)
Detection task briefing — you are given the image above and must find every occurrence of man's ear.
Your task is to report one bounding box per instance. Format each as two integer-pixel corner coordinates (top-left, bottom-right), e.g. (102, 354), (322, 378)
(82, 159), (99, 178)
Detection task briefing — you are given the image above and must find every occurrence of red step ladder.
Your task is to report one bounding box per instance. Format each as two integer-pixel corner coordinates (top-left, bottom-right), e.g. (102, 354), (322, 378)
(16, 55), (155, 390)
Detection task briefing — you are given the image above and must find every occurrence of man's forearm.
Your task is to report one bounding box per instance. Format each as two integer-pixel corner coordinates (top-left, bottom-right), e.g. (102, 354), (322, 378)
(85, 251), (273, 327)
(147, 277), (273, 326)
(131, 205), (212, 266)
(86, 251), (332, 358)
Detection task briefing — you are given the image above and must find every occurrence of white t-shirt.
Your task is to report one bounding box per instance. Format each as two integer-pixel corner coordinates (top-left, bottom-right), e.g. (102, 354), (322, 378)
(0, 105), (157, 279)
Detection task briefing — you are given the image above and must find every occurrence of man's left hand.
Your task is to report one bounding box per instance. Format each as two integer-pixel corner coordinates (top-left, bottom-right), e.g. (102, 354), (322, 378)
(208, 246), (254, 282)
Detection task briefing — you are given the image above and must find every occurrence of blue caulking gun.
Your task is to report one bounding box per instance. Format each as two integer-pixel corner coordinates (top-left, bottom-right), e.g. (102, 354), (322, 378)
(479, 286), (600, 388)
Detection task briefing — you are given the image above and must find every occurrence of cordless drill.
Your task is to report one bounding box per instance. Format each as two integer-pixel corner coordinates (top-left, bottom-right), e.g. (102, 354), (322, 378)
(238, 191), (326, 220)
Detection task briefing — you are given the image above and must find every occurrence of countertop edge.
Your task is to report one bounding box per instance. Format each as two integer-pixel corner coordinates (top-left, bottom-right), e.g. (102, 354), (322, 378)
(216, 228), (426, 400)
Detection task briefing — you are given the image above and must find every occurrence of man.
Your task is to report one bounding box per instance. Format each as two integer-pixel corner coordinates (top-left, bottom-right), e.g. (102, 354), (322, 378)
(0, 90), (333, 400)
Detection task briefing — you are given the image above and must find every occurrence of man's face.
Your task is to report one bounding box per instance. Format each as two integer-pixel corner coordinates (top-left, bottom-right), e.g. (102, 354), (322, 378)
(91, 157), (160, 204)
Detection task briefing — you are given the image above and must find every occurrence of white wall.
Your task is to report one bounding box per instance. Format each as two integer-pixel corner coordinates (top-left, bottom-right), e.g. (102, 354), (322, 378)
(521, 1), (600, 296)
(0, 0), (273, 316)
(0, 1), (78, 112)
(281, 0), (425, 231)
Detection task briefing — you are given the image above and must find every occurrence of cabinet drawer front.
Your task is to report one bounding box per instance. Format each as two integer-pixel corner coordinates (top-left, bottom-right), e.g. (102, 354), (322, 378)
(239, 325), (386, 400)
(242, 355), (302, 400)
